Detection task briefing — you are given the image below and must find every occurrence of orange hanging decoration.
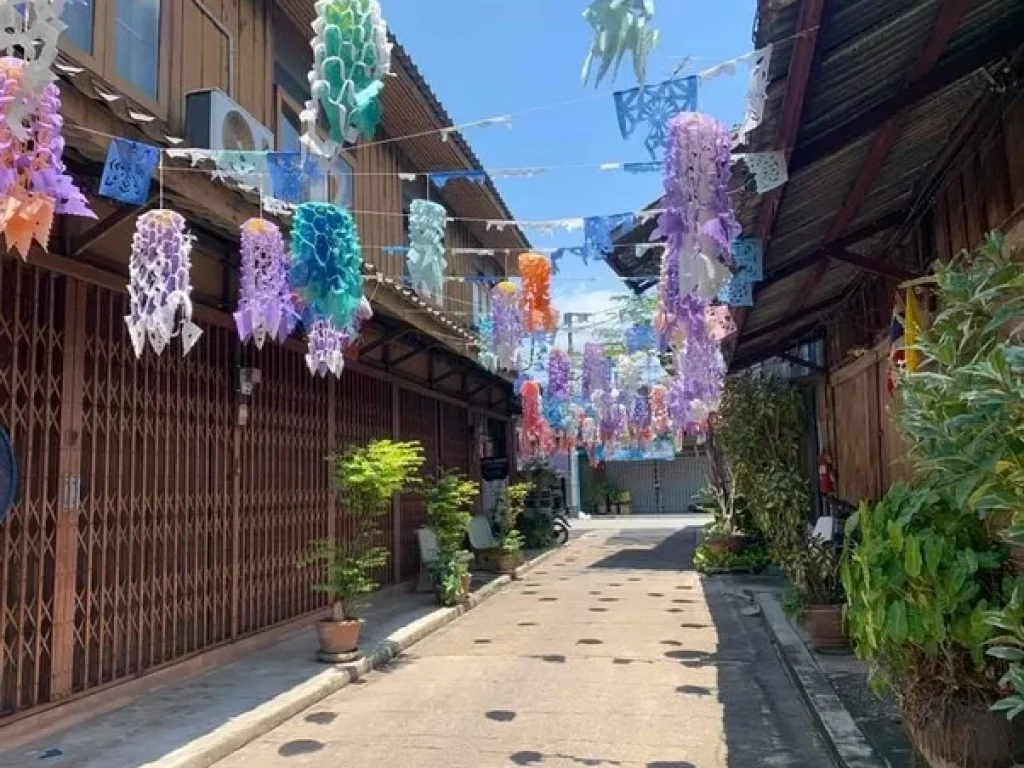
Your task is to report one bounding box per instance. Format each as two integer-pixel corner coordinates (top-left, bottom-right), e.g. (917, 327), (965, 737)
(518, 252), (558, 333)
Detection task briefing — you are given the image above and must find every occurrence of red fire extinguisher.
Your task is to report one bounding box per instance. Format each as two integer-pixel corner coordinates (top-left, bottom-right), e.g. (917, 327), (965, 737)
(818, 451), (835, 496)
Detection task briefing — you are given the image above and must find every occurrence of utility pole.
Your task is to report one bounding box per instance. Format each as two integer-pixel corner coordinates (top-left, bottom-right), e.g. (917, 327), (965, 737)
(562, 312), (590, 517)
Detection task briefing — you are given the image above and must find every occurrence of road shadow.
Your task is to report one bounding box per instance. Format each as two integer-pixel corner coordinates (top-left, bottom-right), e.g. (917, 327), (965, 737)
(586, 528), (699, 571)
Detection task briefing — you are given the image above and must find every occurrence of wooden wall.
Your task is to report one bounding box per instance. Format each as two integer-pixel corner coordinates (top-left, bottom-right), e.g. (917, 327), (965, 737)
(352, 141), (407, 280)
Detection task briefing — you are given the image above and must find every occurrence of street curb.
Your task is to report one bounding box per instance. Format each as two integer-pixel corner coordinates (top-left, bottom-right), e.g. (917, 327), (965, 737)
(754, 593), (885, 768)
(152, 547), (562, 768)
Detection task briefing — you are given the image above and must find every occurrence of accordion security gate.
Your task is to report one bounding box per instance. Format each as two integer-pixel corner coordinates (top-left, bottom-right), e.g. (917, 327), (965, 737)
(0, 269), (485, 723)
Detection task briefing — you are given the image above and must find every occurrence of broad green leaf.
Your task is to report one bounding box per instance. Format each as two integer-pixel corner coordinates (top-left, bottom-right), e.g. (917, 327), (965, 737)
(904, 535), (922, 578)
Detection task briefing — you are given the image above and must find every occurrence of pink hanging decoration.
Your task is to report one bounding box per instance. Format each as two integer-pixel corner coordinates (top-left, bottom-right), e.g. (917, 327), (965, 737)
(705, 304), (737, 341)
(491, 281), (523, 370)
(0, 57), (93, 259)
(520, 379), (555, 460)
(235, 219), (299, 349)
(650, 384), (670, 436)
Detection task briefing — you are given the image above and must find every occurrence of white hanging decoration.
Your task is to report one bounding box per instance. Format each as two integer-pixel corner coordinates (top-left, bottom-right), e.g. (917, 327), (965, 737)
(125, 210), (202, 358)
(737, 44), (773, 146)
(406, 199), (447, 301)
(0, 0), (67, 139)
(739, 151), (789, 194)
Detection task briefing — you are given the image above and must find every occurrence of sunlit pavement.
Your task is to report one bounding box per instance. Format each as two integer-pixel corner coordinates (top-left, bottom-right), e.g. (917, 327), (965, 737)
(214, 519), (833, 768)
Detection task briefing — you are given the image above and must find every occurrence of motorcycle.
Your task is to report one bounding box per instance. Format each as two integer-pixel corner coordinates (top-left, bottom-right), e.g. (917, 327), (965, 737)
(552, 508), (571, 546)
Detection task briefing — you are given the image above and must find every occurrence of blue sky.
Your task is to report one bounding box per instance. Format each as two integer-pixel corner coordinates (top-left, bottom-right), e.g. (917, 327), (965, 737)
(385, 0), (757, 341)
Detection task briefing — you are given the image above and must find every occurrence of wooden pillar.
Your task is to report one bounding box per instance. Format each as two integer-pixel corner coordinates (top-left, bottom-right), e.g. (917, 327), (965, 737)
(327, 376), (337, 545)
(391, 380), (402, 584)
(50, 278), (87, 699)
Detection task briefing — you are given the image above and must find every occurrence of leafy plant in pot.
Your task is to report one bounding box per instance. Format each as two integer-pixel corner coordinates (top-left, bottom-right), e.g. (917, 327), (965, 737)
(424, 471), (478, 606)
(842, 482), (1017, 767)
(298, 440), (424, 661)
(492, 481), (531, 574)
(780, 540), (846, 653)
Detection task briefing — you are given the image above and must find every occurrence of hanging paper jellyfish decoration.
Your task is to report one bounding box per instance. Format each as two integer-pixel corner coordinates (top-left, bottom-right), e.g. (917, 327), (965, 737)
(305, 0), (392, 151)
(0, 57), (94, 259)
(476, 316), (499, 373)
(289, 202), (365, 332)
(520, 379), (555, 460)
(629, 386), (653, 447)
(518, 252), (558, 333)
(490, 281), (523, 371)
(125, 210), (202, 358)
(406, 199), (447, 301)
(581, 343), (611, 400)
(543, 348), (571, 432)
(305, 296), (372, 378)
(653, 113), (738, 347)
(581, 0), (659, 87)
(624, 323), (657, 354)
(650, 383), (670, 436)
(616, 354), (642, 397)
(0, 2), (70, 134)
(235, 219), (299, 349)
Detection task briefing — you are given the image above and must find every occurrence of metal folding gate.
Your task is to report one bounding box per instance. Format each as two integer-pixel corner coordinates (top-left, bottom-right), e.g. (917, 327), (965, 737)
(605, 454), (710, 514)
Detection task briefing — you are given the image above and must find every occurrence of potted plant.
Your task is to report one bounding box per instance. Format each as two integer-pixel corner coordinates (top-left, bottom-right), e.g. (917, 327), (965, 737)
(781, 540), (846, 653)
(298, 439), (424, 661)
(492, 482), (531, 573)
(423, 471), (478, 606)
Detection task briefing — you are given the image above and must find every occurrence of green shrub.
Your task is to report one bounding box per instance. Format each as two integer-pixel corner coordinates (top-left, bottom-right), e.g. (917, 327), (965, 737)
(494, 482), (531, 554)
(423, 471), (478, 606)
(693, 541), (769, 574)
(299, 440), (425, 621)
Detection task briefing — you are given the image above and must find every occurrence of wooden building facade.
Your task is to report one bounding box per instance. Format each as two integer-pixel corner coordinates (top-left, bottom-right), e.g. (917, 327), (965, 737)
(0, 1), (527, 730)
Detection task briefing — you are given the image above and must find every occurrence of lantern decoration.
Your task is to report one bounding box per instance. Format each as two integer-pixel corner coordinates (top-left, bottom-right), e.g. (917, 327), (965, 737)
(289, 202), (364, 332)
(125, 210), (202, 358)
(650, 383), (669, 435)
(490, 281), (523, 370)
(0, 2), (65, 127)
(652, 113), (738, 323)
(406, 199), (447, 300)
(305, 0), (392, 151)
(520, 379), (553, 460)
(581, 416), (600, 464)
(581, 0), (659, 87)
(629, 386), (652, 446)
(0, 57), (93, 259)
(519, 252), (558, 333)
(582, 343), (611, 400)
(304, 296), (372, 378)
(616, 354), (642, 397)
(543, 348), (571, 431)
(235, 219), (299, 349)
(476, 316), (499, 372)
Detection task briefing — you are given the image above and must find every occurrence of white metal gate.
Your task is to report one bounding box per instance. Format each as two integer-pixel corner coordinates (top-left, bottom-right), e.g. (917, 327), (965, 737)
(605, 454), (709, 514)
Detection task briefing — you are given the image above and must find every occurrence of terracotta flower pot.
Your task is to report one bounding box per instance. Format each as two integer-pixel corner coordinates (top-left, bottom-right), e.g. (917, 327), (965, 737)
(496, 552), (523, 574)
(316, 618), (363, 662)
(462, 571), (473, 596)
(803, 604), (848, 654)
(906, 696), (1019, 768)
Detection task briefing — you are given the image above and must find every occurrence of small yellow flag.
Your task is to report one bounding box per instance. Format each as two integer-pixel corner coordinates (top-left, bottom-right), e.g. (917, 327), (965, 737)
(905, 288), (924, 372)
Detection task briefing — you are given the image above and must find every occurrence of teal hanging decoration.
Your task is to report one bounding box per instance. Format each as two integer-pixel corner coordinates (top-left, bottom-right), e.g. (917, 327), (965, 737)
(289, 202), (365, 331)
(406, 199), (447, 301)
(581, 0), (659, 88)
(306, 0), (393, 150)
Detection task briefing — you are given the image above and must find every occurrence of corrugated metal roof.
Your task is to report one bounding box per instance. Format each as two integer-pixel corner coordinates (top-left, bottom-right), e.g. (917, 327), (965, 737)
(612, 0), (1024, 365)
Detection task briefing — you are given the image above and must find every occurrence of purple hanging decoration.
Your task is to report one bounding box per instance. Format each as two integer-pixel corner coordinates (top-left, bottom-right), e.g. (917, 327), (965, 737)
(584, 212), (635, 264)
(666, 296), (725, 431)
(653, 113), (739, 347)
(304, 296), (372, 378)
(613, 76), (698, 160)
(125, 210), (202, 358)
(490, 281), (523, 371)
(581, 343), (612, 401)
(235, 219), (299, 349)
(543, 348), (571, 430)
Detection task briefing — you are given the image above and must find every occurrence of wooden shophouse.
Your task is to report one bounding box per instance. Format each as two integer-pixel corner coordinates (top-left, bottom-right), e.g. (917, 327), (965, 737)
(612, 0), (1024, 511)
(0, 1), (528, 733)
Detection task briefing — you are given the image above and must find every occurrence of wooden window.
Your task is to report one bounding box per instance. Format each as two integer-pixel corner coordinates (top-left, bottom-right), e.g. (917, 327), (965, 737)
(274, 87), (355, 210)
(60, 0), (170, 117)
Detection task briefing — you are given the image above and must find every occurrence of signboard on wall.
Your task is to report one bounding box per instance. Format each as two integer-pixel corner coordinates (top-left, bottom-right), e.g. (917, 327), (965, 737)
(480, 457), (509, 481)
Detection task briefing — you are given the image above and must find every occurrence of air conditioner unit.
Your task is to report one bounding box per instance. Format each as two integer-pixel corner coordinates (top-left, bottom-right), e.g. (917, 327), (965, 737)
(185, 89), (274, 152)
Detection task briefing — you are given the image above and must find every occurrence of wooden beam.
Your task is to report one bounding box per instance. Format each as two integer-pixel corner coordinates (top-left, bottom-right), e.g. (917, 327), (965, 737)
(432, 368), (461, 387)
(732, 328), (827, 371)
(779, 352), (825, 373)
(829, 250), (922, 281)
(358, 327), (410, 358)
(789, 15), (1024, 175)
(389, 343), (440, 369)
(70, 196), (157, 257)
(761, 210), (907, 287)
(740, 296), (841, 346)
(729, 0), (829, 354)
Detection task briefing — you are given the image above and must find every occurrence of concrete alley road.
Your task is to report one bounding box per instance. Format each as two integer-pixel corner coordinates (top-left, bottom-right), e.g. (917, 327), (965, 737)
(215, 520), (833, 768)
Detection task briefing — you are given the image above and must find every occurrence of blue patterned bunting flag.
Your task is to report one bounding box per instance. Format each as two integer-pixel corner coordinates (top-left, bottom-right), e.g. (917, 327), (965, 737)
(613, 76), (699, 160)
(428, 170), (487, 188)
(731, 239), (764, 282)
(717, 278), (754, 307)
(267, 152), (324, 205)
(585, 213), (635, 263)
(99, 138), (160, 205)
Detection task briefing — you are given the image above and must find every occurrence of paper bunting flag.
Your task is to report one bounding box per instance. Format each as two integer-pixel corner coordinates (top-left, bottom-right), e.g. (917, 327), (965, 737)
(739, 151), (789, 194)
(613, 76), (698, 160)
(125, 210), (202, 358)
(99, 138), (160, 205)
(304, 0), (392, 151)
(428, 170), (487, 188)
(731, 238), (764, 283)
(717, 278), (754, 307)
(585, 213), (635, 263)
(0, 56), (94, 259)
(623, 161), (663, 174)
(406, 199), (447, 301)
(235, 219), (299, 349)
(289, 203), (365, 331)
(581, 0), (659, 87)
(266, 152), (324, 203)
(737, 44), (773, 146)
